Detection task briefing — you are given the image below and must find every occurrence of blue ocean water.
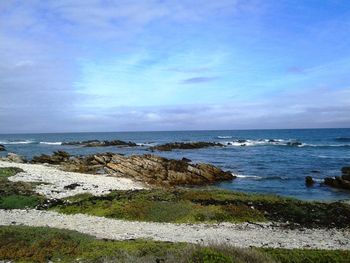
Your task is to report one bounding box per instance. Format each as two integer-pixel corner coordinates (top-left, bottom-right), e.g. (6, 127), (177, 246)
(0, 129), (350, 201)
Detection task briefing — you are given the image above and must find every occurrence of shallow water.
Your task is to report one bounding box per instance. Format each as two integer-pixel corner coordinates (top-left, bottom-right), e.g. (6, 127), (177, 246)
(1, 128), (350, 201)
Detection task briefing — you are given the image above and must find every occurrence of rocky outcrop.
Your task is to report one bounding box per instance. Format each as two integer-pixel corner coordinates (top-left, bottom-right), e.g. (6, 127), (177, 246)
(324, 166), (350, 190)
(0, 153), (26, 163)
(31, 152), (235, 186)
(32, 151), (70, 165)
(0, 144), (5, 151)
(62, 140), (137, 147)
(150, 142), (223, 151)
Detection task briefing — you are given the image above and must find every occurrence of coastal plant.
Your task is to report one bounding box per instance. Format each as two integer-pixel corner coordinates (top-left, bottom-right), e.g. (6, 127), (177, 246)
(0, 167), (44, 209)
(49, 189), (350, 228)
(2, 225), (349, 263)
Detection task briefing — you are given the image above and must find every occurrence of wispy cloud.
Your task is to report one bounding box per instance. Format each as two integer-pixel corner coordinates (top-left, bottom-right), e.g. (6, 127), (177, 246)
(181, 77), (218, 84)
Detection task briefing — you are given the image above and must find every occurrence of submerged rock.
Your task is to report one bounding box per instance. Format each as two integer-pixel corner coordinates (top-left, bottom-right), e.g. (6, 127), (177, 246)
(150, 142), (224, 151)
(324, 166), (350, 191)
(0, 152), (26, 163)
(32, 152), (235, 186)
(62, 140), (137, 147)
(305, 176), (315, 187)
(0, 144), (5, 151)
(286, 141), (303, 147)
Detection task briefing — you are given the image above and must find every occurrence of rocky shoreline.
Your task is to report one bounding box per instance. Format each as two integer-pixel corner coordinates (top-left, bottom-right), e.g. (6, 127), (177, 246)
(29, 151), (235, 187)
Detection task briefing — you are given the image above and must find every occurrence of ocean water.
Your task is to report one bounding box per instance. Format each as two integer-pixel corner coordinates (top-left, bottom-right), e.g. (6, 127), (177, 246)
(1, 129), (350, 201)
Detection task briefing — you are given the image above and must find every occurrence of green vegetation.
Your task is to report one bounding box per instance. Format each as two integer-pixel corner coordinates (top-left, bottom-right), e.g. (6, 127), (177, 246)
(51, 189), (350, 227)
(1, 226), (349, 263)
(54, 190), (265, 223)
(0, 167), (44, 209)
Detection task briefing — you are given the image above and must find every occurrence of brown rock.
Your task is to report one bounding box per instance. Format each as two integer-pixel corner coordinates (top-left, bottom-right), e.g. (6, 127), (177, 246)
(0, 144), (5, 151)
(0, 153), (26, 163)
(305, 176), (315, 187)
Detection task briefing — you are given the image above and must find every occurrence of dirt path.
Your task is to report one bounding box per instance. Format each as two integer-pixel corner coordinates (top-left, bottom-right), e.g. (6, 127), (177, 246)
(1, 209), (349, 250)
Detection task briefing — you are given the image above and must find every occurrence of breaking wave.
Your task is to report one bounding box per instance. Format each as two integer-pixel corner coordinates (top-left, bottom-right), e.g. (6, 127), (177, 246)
(217, 136), (233, 139)
(233, 173), (289, 180)
(222, 139), (350, 148)
(0, 140), (36, 145)
(39, 142), (62, 145)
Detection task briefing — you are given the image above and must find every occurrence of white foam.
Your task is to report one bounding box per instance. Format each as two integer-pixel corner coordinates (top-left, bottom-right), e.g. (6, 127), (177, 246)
(234, 174), (262, 179)
(0, 140), (36, 145)
(39, 142), (62, 145)
(217, 136), (233, 139)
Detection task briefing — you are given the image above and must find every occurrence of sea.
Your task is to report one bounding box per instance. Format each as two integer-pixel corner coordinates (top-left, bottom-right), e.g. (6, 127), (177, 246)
(1, 128), (350, 201)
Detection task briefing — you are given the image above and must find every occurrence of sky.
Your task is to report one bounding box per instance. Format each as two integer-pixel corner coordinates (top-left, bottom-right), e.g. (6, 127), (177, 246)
(0, 0), (350, 133)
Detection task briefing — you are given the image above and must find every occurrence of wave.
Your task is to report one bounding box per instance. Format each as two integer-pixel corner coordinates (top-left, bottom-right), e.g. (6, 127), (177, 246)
(222, 139), (350, 148)
(217, 136), (233, 139)
(233, 173), (288, 180)
(223, 139), (302, 147)
(39, 142), (62, 145)
(0, 140), (36, 145)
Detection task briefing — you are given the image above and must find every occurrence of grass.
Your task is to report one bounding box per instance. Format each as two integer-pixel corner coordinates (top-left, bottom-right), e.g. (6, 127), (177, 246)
(50, 189), (350, 227)
(0, 167), (44, 209)
(1, 225), (349, 263)
(53, 190), (265, 224)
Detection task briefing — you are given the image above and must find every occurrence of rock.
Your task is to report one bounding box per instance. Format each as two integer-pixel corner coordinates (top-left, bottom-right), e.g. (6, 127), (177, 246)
(34, 152), (235, 187)
(63, 183), (81, 190)
(0, 144), (5, 151)
(182, 157), (192, 162)
(305, 176), (315, 187)
(62, 140), (137, 147)
(286, 141), (302, 147)
(324, 166), (350, 191)
(324, 176), (350, 190)
(341, 166), (350, 176)
(150, 142), (224, 151)
(0, 152), (26, 163)
(32, 151), (70, 165)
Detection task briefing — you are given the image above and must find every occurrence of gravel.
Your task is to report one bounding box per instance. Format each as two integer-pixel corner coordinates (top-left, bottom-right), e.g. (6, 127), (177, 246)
(0, 161), (146, 198)
(1, 209), (350, 250)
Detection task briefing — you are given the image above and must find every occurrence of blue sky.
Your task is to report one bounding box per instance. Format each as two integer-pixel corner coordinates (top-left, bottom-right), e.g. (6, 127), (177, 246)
(0, 0), (350, 133)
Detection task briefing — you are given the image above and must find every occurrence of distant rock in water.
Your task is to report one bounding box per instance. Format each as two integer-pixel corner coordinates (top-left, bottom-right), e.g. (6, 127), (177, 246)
(62, 140), (137, 147)
(31, 152), (234, 186)
(0, 152), (26, 163)
(305, 176), (315, 187)
(0, 144), (5, 151)
(286, 141), (303, 147)
(150, 142), (224, 151)
(324, 166), (350, 190)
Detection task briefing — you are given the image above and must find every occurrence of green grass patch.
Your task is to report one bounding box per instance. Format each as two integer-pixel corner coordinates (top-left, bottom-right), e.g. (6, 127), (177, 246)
(0, 194), (42, 209)
(53, 190), (265, 224)
(1, 225), (349, 263)
(0, 167), (23, 178)
(0, 167), (44, 209)
(261, 248), (350, 263)
(50, 189), (350, 227)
